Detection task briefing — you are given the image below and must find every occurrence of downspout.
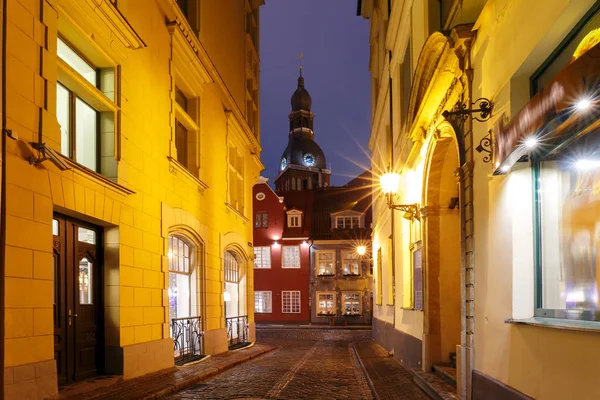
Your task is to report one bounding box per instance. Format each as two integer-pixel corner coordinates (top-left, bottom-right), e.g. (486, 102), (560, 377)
(387, 2), (396, 328)
(308, 240), (313, 325)
(1, 0), (7, 395)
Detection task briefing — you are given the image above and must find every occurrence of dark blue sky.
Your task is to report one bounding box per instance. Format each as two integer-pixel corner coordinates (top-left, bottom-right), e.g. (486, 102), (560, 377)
(259, 0), (371, 186)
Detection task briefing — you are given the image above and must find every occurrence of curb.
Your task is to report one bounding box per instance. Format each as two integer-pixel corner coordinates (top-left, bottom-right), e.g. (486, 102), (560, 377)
(350, 342), (380, 400)
(142, 345), (277, 399)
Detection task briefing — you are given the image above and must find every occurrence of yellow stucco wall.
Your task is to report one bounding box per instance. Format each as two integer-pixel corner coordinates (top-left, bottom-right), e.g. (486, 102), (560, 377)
(4, 0), (261, 396)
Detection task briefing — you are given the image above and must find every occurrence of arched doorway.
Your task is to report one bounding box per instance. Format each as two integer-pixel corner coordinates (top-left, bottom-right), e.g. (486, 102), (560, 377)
(423, 127), (461, 373)
(224, 250), (248, 348)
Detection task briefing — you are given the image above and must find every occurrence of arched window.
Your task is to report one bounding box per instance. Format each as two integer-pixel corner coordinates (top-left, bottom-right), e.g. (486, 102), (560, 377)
(224, 251), (246, 319)
(168, 236), (192, 320)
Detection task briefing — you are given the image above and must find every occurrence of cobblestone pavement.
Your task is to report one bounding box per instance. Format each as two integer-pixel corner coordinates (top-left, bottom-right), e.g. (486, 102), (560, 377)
(167, 338), (374, 400)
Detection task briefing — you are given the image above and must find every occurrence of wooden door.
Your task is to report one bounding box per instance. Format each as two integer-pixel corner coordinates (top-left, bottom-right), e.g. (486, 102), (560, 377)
(53, 215), (103, 385)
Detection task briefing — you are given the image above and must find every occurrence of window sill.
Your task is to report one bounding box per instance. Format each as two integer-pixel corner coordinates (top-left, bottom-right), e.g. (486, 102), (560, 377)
(317, 274), (336, 278)
(61, 155), (135, 196)
(505, 317), (600, 333)
(168, 157), (209, 192)
(225, 203), (249, 222)
(342, 274), (361, 277)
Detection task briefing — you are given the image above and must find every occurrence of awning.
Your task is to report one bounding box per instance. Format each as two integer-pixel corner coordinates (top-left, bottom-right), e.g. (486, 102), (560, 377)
(493, 42), (600, 175)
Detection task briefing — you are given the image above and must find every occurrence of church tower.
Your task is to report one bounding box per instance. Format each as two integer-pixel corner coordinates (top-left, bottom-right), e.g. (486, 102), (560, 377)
(274, 72), (331, 192)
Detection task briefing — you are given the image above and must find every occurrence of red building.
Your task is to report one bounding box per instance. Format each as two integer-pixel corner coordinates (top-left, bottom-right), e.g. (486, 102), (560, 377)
(252, 178), (311, 323)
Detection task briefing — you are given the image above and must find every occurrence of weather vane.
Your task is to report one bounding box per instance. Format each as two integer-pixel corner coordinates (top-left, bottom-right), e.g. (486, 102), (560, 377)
(298, 53), (304, 76)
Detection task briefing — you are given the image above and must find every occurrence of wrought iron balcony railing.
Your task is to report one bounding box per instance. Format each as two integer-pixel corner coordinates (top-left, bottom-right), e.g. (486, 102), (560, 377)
(172, 316), (204, 366)
(226, 315), (249, 349)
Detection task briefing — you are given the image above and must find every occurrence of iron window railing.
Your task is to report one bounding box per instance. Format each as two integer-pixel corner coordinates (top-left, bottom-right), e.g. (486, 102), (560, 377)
(172, 316), (203, 366)
(226, 315), (249, 349)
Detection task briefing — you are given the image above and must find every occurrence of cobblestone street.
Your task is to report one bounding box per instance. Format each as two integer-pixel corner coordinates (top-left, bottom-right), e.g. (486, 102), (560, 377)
(167, 338), (374, 400)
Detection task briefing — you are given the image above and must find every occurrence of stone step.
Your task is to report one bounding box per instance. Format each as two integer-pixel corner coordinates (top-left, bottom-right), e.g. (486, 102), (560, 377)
(412, 369), (458, 400)
(433, 363), (457, 388)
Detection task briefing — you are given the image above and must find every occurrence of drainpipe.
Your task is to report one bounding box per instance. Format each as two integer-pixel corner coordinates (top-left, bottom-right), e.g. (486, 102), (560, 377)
(308, 240), (313, 325)
(1, 0), (7, 396)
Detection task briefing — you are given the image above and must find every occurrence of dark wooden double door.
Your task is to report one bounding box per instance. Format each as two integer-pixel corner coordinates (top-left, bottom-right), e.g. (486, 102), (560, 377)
(53, 215), (103, 385)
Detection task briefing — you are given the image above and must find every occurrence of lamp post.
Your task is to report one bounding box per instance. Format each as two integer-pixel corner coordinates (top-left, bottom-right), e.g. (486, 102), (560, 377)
(378, 171), (421, 324)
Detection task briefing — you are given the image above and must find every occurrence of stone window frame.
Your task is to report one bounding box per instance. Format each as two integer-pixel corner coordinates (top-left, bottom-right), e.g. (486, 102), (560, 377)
(282, 290), (301, 314)
(254, 291), (272, 314)
(342, 291), (362, 316)
(315, 250), (336, 277)
(286, 209), (302, 228)
(253, 246), (271, 269)
(316, 291), (337, 316)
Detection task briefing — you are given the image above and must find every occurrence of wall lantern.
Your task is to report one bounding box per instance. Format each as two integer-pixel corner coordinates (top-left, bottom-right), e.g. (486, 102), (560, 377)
(356, 246), (366, 256)
(379, 171), (420, 220)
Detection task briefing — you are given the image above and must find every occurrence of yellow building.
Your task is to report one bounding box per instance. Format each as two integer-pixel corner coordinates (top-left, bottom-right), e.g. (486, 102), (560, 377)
(360, 0), (600, 399)
(2, 0), (264, 398)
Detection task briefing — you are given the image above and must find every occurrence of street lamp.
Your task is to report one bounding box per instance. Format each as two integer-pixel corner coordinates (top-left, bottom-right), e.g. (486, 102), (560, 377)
(356, 245), (366, 256)
(379, 171), (420, 220)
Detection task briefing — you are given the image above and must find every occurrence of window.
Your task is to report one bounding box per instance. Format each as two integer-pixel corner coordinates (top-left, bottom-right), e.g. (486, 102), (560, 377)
(287, 211), (302, 228)
(343, 292), (361, 316)
(282, 291), (300, 313)
(342, 251), (360, 276)
(316, 250), (335, 276)
(282, 246), (300, 269)
(172, 85), (200, 173)
(413, 244), (423, 311)
(56, 37), (116, 177)
(317, 292), (336, 316)
(253, 246), (271, 269)
(175, 121), (188, 167)
(534, 132), (600, 321)
(255, 291), (272, 313)
(228, 145), (245, 214)
(176, 0), (200, 34)
(255, 212), (268, 228)
(168, 236), (192, 320)
(336, 216), (360, 229)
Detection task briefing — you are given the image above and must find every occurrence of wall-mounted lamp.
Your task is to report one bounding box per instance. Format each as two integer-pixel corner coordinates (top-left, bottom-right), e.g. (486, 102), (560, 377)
(356, 246), (366, 256)
(379, 171), (421, 220)
(27, 142), (71, 171)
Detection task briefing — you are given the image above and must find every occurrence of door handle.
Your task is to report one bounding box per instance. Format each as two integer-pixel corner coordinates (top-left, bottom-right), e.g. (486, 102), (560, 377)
(68, 309), (78, 326)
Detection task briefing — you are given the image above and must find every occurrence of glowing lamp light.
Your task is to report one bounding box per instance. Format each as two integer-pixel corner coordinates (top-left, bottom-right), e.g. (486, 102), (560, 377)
(575, 98), (592, 111)
(273, 241), (279, 247)
(524, 137), (537, 149)
(302, 241), (308, 246)
(380, 172), (401, 194)
(575, 159), (600, 170)
(356, 246), (367, 256)
(223, 292), (231, 302)
(500, 165), (511, 173)
(167, 251), (173, 259)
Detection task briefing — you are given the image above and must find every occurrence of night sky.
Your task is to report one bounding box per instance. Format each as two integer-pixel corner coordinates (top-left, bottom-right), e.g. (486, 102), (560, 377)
(259, 0), (371, 187)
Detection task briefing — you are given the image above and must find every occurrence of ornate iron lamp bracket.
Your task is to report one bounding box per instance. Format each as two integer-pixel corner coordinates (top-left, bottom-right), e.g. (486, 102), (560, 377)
(475, 130), (493, 163)
(442, 98), (494, 122)
(387, 198), (421, 220)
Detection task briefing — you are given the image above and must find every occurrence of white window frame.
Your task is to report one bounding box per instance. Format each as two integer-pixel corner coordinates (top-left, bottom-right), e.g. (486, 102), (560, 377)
(282, 246), (301, 269)
(316, 250), (336, 277)
(341, 250), (361, 276)
(282, 290), (301, 313)
(286, 210), (302, 228)
(335, 216), (360, 229)
(253, 246), (271, 269)
(342, 291), (362, 316)
(254, 291), (272, 313)
(316, 292), (336, 316)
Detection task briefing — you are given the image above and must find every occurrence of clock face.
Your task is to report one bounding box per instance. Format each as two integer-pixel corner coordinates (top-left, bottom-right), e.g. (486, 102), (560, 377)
(303, 153), (316, 167)
(281, 158), (288, 170)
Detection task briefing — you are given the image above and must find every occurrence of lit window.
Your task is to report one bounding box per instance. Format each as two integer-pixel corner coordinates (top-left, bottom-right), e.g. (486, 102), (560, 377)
(317, 292), (336, 316)
(255, 291), (272, 313)
(52, 219), (59, 236)
(336, 216), (360, 229)
(79, 258), (93, 304)
(255, 212), (268, 228)
(342, 251), (360, 276)
(534, 132), (600, 320)
(282, 291), (300, 313)
(78, 227), (96, 244)
(342, 292), (361, 316)
(253, 246), (271, 269)
(282, 246), (300, 269)
(316, 251), (335, 276)
(56, 37), (117, 177)
(376, 248), (382, 305)
(413, 245), (423, 311)
(168, 236), (192, 320)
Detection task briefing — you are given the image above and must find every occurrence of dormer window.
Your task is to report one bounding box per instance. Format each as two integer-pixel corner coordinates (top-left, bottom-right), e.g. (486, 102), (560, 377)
(287, 209), (303, 228)
(332, 212), (363, 230)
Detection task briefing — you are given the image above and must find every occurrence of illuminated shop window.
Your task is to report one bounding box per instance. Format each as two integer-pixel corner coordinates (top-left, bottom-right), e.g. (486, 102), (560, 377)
(253, 246), (271, 269)
(254, 291), (272, 313)
(342, 292), (361, 316)
(316, 250), (335, 276)
(342, 251), (360, 276)
(168, 236), (191, 320)
(282, 246), (300, 269)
